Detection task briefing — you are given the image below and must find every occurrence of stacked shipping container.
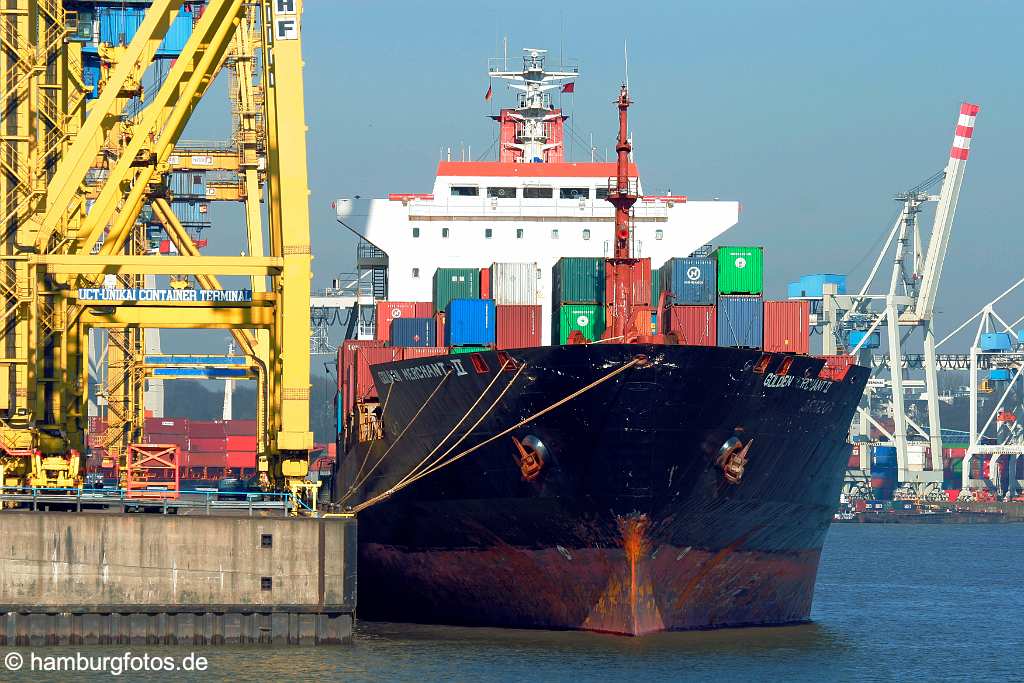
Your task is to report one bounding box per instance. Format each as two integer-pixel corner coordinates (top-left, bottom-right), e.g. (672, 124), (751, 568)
(552, 257), (606, 343)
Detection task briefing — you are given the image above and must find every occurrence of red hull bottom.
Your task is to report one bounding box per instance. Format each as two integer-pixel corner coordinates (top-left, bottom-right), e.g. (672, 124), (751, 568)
(360, 543), (822, 636)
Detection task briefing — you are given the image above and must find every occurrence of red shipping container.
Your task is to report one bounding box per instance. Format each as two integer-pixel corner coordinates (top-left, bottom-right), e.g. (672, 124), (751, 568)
(226, 451), (256, 469)
(338, 340), (386, 414)
(355, 346), (406, 402)
(144, 417), (189, 435)
(665, 305), (716, 346)
(226, 435), (258, 451)
(414, 301), (434, 318)
(375, 301), (419, 342)
(847, 444), (861, 469)
(763, 300), (810, 354)
(224, 419), (257, 436)
(188, 437), (226, 452)
(184, 451), (226, 468)
(189, 420), (226, 438)
(496, 304), (542, 349)
(402, 346), (448, 359)
(605, 258), (652, 308)
(819, 355), (854, 381)
(145, 434), (189, 451)
(434, 312), (445, 347)
(480, 268), (491, 299)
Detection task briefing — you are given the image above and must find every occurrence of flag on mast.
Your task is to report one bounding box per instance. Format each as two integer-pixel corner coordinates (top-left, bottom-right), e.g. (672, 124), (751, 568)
(561, 82), (574, 93)
(484, 83), (493, 101)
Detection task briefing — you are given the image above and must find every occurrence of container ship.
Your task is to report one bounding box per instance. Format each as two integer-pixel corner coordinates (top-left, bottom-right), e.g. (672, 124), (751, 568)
(331, 49), (869, 635)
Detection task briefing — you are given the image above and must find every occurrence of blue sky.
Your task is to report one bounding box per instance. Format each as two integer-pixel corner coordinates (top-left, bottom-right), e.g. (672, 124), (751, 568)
(185, 0), (1023, 355)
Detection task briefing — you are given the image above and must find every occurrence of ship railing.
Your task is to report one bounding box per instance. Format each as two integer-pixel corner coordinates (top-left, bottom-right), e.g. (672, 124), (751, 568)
(0, 485), (315, 516)
(605, 177), (641, 197)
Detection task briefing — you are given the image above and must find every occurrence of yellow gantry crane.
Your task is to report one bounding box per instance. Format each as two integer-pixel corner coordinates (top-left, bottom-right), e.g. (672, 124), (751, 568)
(0, 0), (316, 506)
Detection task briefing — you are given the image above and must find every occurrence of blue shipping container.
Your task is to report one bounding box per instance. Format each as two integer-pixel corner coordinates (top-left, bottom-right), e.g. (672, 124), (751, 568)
(786, 281), (802, 299)
(660, 257), (716, 305)
(795, 274), (847, 297)
(445, 299), (496, 346)
(390, 317), (435, 347)
(170, 200), (210, 227)
(716, 296), (763, 348)
(980, 332), (1013, 352)
(98, 6), (193, 54)
(989, 368), (1012, 381)
(849, 330), (881, 349)
(168, 170), (206, 198)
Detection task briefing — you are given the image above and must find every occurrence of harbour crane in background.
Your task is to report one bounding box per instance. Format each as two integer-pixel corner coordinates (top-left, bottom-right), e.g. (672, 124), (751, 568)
(936, 281), (1024, 497)
(792, 103), (980, 499)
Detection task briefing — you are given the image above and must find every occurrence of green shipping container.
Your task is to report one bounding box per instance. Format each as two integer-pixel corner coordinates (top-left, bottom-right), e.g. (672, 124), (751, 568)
(714, 246), (764, 295)
(651, 273), (662, 308)
(556, 304), (605, 344)
(552, 257), (604, 304)
(433, 268), (480, 312)
(450, 345), (490, 354)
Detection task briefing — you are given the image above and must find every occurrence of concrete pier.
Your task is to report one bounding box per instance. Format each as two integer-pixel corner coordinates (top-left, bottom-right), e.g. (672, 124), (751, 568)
(0, 512), (356, 645)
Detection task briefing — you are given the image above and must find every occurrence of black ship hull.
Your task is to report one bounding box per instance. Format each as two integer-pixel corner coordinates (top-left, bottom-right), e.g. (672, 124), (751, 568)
(337, 344), (868, 635)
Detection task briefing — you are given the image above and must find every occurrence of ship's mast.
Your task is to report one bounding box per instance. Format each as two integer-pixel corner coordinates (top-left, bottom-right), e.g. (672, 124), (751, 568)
(608, 85), (636, 259)
(487, 49), (577, 163)
(603, 85), (642, 342)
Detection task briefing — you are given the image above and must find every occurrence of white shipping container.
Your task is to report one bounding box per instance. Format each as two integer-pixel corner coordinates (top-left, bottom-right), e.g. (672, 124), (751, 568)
(907, 444), (929, 466)
(490, 262), (540, 305)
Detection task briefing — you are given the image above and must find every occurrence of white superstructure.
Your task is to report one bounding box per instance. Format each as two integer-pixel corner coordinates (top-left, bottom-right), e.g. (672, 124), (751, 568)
(334, 50), (740, 343)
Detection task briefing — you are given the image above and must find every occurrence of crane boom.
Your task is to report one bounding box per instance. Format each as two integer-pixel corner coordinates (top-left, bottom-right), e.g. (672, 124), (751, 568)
(914, 102), (980, 320)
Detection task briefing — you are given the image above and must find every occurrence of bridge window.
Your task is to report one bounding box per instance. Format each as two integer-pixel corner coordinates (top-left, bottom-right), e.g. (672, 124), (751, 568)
(442, 227), (449, 238)
(560, 187), (590, 199)
(412, 227), (420, 238)
(412, 268), (420, 278)
(450, 186), (479, 197)
(485, 228), (493, 239)
(595, 188), (609, 200)
(655, 229), (664, 240)
(487, 186), (517, 198)
(551, 229), (559, 239)
(582, 229), (591, 240)
(524, 187), (553, 199)
(516, 228), (524, 239)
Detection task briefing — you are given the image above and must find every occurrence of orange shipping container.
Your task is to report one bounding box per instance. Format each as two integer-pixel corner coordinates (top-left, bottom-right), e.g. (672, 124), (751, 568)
(763, 300), (810, 354)
(665, 305), (716, 346)
(375, 301), (419, 342)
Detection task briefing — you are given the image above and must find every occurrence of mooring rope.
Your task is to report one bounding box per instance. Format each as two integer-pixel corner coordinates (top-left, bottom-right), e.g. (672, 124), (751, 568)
(340, 370), (452, 504)
(389, 359), (525, 494)
(351, 356), (643, 513)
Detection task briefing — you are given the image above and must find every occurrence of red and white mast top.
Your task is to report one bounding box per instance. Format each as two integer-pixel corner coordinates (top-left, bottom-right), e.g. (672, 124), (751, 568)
(487, 49), (578, 163)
